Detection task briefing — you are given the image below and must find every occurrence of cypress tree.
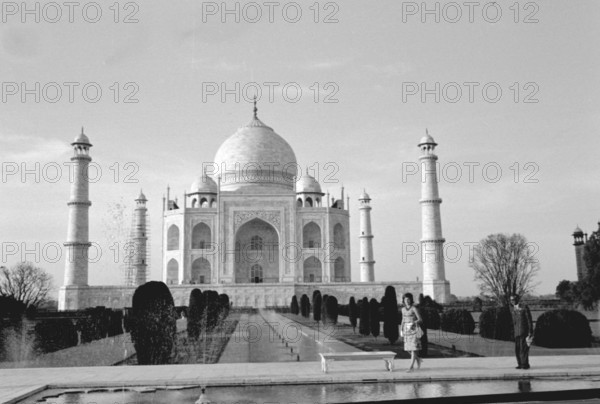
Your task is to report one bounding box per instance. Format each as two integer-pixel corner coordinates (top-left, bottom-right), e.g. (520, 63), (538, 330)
(130, 281), (177, 365)
(187, 288), (203, 341)
(359, 297), (370, 336)
(326, 295), (338, 325)
(290, 295), (299, 314)
(322, 294), (329, 324)
(300, 294), (310, 317)
(348, 297), (358, 333)
(383, 285), (399, 344)
(313, 293), (322, 323)
(369, 298), (380, 338)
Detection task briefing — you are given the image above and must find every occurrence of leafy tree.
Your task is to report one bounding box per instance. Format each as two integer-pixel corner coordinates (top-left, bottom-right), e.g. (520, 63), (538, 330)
(358, 297), (370, 336)
(383, 286), (399, 344)
(470, 233), (540, 307)
(0, 262), (52, 308)
(348, 297), (358, 333)
(555, 280), (578, 304)
(369, 298), (380, 338)
(578, 236), (600, 309)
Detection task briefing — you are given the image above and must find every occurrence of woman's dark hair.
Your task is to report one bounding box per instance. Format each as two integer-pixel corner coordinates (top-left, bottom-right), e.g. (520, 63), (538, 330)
(403, 293), (414, 305)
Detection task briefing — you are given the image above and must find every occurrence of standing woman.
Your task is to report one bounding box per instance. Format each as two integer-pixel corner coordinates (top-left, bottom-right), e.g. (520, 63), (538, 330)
(401, 292), (423, 372)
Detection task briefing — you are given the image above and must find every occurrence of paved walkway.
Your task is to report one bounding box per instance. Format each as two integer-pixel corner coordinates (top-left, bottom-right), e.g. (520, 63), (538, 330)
(219, 311), (360, 363)
(3, 355), (600, 403)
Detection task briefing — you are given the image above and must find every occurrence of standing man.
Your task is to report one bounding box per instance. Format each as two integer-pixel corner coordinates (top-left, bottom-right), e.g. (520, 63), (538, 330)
(510, 294), (533, 369)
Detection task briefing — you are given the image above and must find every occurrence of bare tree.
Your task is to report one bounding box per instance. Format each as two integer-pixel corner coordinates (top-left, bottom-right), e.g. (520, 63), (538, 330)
(470, 233), (540, 306)
(0, 262), (53, 307)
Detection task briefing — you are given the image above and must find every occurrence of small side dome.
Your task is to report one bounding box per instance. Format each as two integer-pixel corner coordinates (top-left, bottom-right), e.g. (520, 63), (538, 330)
(573, 226), (583, 235)
(418, 134), (436, 147)
(297, 174), (322, 194)
(190, 174), (218, 194)
(136, 190), (147, 201)
(72, 128), (91, 146)
(359, 190), (370, 200)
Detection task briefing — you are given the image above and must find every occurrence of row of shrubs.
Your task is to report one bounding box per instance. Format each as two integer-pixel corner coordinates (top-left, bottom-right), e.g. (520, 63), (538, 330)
(290, 291), (594, 349)
(479, 306), (593, 348)
(291, 286), (405, 344)
(125, 282), (233, 365)
(0, 297), (127, 361)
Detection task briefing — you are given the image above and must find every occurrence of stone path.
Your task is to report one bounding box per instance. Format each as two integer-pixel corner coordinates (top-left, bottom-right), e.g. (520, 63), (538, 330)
(3, 355), (600, 403)
(219, 310), (360, 363)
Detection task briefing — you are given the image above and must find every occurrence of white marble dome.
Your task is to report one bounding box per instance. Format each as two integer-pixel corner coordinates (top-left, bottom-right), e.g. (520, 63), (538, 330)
(296, 173), (322, 194)
(214, 116), (297, 192)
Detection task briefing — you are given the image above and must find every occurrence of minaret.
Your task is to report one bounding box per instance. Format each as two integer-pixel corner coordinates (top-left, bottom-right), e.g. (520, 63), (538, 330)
(132, 190), (148, 286)
(419, 130), (450, 303)
(573, 226), (586, 281)
(358, 190), (375, 282)
(59, 128), (92, 310)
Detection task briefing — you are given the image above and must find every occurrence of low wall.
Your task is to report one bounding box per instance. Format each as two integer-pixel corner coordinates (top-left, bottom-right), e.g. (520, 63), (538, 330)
(59, 282), (423, 310)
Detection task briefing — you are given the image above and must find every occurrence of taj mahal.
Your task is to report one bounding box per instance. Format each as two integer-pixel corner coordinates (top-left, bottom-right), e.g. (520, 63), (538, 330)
(58, 104), (451, 310)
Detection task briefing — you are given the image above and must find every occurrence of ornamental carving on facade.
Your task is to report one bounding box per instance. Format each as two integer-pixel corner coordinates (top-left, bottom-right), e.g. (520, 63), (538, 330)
(234, 210), (281, 231)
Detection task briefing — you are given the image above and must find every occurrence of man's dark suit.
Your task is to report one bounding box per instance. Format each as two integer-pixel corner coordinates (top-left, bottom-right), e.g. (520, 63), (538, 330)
(511, 304), (533, 369)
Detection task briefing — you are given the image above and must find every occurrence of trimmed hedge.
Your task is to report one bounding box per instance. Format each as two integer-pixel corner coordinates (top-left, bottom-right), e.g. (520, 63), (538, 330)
(325, 296), (338, 325)
(187, 289), (203, 341)
(359, 297), (370, 336)
(290, 296), (299, 315)
(534, 309), (592, 348)
(34, 318), (78, 354)
(348, 297), (358, 332)
(130, 281), (177, 365)
(419, 306), (441, 330)
(479, 306), (514, 341)
(440, 309), (475, 335)
(383, 286), (399, 344)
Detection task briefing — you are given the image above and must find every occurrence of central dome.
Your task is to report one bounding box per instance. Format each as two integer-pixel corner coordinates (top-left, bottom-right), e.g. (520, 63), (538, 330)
(214, 114), (297, 192)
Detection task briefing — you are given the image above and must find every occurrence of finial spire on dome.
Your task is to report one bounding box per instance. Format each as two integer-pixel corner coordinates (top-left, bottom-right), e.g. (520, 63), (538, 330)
(81, 126), (85, 135)
(426, 128), (429, 135)
(253, 96), (258, 119)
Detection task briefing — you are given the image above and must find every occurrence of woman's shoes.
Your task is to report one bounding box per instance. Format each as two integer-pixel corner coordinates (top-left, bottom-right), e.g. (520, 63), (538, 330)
(406, 368), (413, 373)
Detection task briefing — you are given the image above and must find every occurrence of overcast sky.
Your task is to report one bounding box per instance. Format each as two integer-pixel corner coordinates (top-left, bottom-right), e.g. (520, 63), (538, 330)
(1, 0), (599, 298)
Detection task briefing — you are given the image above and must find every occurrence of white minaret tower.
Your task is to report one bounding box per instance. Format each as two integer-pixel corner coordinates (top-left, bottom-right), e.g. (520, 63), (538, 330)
(358, 190), (375, 282)
(59, 128), (92, 310)
(419, 130), (450, 303)
(132, 190), (148, 286)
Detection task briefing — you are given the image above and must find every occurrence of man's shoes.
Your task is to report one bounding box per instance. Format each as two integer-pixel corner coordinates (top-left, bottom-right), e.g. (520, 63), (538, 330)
(515, 366), (522, 369)
(522, 365), (530, 370)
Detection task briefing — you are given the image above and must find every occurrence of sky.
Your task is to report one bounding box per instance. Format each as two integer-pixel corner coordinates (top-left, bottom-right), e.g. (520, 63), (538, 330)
(0, 0), (599, 299)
